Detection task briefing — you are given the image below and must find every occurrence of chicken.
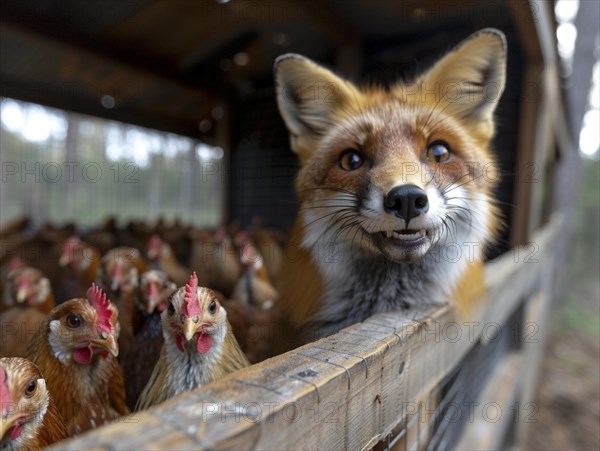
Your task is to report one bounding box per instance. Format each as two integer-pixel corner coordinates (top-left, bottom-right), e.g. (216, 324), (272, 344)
(147, 235), (190, 287)
(231, 241), (278, 309)
(97, 247), (149, 357)
(225, 239), (280, 363)
(0, 257), (26, 311)
(1, 267), (55, 358)
(58, 236), (101, 300)
(247, 218), (285, 284)
(121, 270), (176, 410)
(25, 284), (129, 435)
(1, 231), (62, 299)
(0, 357), (69, 450)
(97, 247), (148, 296)
(136, 272), (249, 410)
(210, 226), (241, 297)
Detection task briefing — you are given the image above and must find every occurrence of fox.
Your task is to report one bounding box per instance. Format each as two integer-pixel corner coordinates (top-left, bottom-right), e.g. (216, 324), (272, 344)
(273, 29), (506, 349)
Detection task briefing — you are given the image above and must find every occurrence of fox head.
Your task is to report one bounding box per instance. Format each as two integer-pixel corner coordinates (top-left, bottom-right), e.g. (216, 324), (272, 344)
(274, 29), (506, 265)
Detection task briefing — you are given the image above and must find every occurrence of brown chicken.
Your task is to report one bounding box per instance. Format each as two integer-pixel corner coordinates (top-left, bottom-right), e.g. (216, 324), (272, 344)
(97, 247), (148, 296)
(147, 235), (190, 287)
(227, 241), (280, 363)
(231, 241), (278, 309)
(247, 219), (285, 284)
(25, 284), (128, 435)
(0, 357), (69, 450)
(0, 257), (26, 311)
(210, 226), (242, 297)
(1, 267), (54, 314)
(58, 236), (101, 300)
(97, 247), (149, 357)
(136, 272), (249, 410)
(121, 270), (176, 410)
(1, 267), (55, 358)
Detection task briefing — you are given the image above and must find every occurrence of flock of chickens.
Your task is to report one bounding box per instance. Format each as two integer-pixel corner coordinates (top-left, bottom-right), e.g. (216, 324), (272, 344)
(0, 217), (285, 449)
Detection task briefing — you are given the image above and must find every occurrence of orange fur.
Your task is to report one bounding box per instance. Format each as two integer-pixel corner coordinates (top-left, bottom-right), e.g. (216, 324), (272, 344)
(274, 29), (506, 349)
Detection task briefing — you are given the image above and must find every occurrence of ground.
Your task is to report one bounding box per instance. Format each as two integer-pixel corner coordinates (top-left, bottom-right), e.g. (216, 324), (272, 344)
(525, 332), (600, 450)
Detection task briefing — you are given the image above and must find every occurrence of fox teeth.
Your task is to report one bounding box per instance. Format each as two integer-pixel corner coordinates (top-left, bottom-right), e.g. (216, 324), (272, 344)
(393, 230), (425, 240)
(380, 229), (426, 240)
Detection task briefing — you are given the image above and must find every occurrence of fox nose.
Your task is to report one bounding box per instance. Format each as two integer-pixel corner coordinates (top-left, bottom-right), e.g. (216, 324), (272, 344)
(384, 185), (429, 221)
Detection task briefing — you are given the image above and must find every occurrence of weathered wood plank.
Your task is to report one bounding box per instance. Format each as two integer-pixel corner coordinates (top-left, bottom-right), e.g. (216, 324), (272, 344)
(454, 352), (525, 451)
(53, 218), (559, 451)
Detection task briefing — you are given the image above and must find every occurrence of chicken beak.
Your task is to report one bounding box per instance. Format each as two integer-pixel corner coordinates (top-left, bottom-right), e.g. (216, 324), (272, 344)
(1, 410), (22, 440)
(16, 287), (28, 304)
(91, 334), (119, 358)
(182, 318), (200, 342)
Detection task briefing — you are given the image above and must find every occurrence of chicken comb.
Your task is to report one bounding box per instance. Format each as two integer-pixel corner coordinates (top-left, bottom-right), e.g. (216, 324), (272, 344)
(86, 283), (112, 333)
(183, 272), (200, 318)
(62, 236), (80, 258)
(241, 242), (260, 266)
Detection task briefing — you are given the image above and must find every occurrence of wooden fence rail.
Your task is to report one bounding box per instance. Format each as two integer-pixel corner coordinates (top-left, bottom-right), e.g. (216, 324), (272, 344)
(54, 217), (560, 450)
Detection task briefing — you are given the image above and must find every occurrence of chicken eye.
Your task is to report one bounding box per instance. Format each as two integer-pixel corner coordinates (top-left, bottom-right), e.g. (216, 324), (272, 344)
(426, 142), (452, 163)
(25, 379), (37, 397)
(208, 300), (217, 315)
(168, 302), (175, 315)
(66, 314), (81, 328)
(339, 149), (364, 171)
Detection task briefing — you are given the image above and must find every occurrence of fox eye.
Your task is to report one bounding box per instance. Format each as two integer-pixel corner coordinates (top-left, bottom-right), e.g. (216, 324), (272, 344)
(65, 314), (81, 328)
(168, 302), (175, 315)
(208, 300), (217, 314)
(339, 150), (364, 171)
(426, 142), (452, 163)
(25, 379), (37, 397)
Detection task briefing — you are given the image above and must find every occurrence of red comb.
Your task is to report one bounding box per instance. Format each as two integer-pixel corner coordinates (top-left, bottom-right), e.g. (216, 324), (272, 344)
(241, 243), (260, 266)
(86, 283), (112, 333)
(183, 272), (200, 318)
(62, 236), (80, 258)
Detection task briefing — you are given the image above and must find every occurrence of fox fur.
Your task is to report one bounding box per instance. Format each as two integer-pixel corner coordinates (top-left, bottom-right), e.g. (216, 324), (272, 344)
(274, 29), (506, 348)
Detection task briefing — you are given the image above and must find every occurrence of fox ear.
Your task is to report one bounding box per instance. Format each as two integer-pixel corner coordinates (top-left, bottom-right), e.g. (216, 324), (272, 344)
(414, 29), (506, 140)
(274, 54), (363, 160)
